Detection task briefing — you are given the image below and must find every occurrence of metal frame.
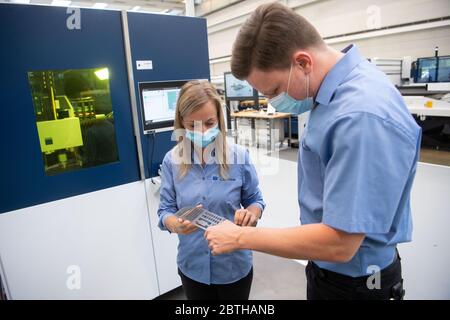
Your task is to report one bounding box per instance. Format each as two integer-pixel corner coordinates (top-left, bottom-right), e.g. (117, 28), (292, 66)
(121, 10), (146, 181)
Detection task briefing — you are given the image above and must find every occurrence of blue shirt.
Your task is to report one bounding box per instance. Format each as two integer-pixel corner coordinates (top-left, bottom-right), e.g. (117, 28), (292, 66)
(299, 44), (422, 277)
(158, 143), (265, 285)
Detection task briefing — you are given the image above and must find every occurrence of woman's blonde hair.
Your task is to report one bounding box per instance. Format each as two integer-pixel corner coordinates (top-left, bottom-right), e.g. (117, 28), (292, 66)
(173, 80), (229, 179)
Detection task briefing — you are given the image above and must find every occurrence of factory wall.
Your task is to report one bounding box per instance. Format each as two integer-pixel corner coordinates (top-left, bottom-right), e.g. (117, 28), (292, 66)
(207, 0), (450, 79)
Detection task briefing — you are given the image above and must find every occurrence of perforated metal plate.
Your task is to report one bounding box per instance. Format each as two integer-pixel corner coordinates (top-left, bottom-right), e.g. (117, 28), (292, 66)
(175, 206), (226, 230)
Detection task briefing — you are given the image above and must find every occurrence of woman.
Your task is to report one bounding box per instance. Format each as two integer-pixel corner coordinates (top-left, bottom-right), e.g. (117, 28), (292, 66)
(157, 80), (265, 300)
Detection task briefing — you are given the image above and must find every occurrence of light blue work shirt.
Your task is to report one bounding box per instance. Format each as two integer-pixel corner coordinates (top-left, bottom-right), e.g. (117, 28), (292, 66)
(158, 143), (265, 285)
(299, 44), (422, 277)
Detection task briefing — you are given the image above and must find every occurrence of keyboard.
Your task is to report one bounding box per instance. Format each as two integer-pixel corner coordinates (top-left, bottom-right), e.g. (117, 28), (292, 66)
(174, 206), (226, 230)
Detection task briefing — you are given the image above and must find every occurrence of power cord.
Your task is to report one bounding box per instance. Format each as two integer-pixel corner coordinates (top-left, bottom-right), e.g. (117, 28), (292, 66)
(147, 131), (156, 183)
(0, 274), (6, 300)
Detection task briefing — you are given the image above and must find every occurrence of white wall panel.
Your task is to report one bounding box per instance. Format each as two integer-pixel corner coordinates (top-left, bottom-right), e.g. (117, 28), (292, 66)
(0, 181), (159, 299)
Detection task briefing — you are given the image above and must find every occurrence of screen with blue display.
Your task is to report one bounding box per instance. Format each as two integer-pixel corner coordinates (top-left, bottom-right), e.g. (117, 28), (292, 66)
(437, 56), (450, 82)
(416, 57), (438, 83)
(415, 56), (450, 83)
(224, 72), (255, 99)
(139, 80), (188, 132)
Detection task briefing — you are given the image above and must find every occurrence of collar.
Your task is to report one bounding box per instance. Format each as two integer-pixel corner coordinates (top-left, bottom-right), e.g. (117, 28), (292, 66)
(315, 44), (365, 106)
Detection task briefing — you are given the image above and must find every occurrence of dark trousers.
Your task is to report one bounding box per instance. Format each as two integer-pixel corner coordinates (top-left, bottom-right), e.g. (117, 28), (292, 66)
(178, 268), (253, 300)
(306, 253), (405, 300)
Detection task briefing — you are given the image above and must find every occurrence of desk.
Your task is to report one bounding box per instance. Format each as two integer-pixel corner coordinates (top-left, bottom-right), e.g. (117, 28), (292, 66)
(231, 110), (292, 150)
(403, 96), (450, 151)
(403, 96), (450, 118)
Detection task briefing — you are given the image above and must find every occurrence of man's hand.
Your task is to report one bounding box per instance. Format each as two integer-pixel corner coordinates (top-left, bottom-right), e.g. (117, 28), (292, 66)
(165, 215), (198, 235)
(234, 206), (261, 227)
(205, 220), (243, 255)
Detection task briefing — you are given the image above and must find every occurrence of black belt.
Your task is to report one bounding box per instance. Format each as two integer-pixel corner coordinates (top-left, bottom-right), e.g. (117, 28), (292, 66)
(309, 250), (404, 299)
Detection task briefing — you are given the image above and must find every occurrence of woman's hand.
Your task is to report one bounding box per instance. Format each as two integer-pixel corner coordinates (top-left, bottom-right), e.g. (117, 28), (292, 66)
(234, 206), (261, 227)
(165, 215), (198, 235)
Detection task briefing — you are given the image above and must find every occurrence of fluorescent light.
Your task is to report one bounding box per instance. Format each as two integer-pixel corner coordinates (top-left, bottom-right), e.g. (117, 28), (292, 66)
(95, 68), (109, 80)
(130, 6), (140, 11)
(51, 0), (72, 6)
(11, 0), (31, 4)
(92, 3), (108, 9)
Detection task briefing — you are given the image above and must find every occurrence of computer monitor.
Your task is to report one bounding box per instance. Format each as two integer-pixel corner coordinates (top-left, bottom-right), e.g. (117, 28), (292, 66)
(416, 57), (438, 83)
(138, 80), (188, 133)
(437, 56), (450, 82)
(224, 72), (255, 100)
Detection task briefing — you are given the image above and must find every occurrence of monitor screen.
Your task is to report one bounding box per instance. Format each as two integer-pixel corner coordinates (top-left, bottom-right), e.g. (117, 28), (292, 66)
(416, 57), (438, 83)
(138, 80), (188, 132)
(437, 56), (450, 82)
(224, 72), (255, 99)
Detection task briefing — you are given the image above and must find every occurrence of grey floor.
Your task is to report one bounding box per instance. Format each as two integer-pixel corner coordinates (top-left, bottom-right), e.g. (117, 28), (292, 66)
(266, 147), (299, 162)
(156, 252), (307, 300)
(249, 252), (307, 300)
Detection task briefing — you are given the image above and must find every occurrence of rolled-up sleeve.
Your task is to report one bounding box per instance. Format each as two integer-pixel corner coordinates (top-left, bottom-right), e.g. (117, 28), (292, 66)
(321, 112), (418, 234)
(241, 150), (266, 212)
(157, 153), (178, 231)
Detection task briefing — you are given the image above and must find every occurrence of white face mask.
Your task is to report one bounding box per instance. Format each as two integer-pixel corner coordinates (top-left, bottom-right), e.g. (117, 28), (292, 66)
(268, 63), (314, 114)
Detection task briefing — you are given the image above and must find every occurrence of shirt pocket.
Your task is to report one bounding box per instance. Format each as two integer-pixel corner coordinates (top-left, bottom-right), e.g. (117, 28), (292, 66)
(301, 137), (323, 177)
(173, 177), (200, 210)
(299, 138), (324, 201)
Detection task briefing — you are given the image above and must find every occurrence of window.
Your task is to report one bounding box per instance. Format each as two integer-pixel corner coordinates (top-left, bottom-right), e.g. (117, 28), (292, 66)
(28, 68), (119, 175)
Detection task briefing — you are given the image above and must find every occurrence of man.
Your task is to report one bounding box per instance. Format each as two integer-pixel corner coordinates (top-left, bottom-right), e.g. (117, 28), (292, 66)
(205, 2), (421, 300)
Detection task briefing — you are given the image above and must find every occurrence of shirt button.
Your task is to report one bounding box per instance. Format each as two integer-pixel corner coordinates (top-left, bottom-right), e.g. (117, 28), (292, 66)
(202, 177), (205, 180)
(202, 196), (206, 200)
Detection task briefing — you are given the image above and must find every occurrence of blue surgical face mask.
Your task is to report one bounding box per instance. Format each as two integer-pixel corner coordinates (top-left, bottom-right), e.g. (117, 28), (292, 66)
(185, 124), (220, 148)
(268, 64), (314, 115)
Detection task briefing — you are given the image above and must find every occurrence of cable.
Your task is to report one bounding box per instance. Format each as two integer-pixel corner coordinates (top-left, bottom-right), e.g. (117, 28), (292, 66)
(0, 273), (6, 300)
(147, 131), (156, 182)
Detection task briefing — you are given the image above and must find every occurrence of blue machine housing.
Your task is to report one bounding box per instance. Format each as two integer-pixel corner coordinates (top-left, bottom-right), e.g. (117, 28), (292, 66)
(127, 12), (210, 178)
(0, 5), (210, 213)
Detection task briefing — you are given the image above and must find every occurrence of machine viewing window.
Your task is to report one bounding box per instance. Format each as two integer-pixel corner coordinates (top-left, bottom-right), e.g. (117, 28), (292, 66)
(224, 72), (256, 100)
(138, 80), (189, 133)
(28, 67), (119, 175)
